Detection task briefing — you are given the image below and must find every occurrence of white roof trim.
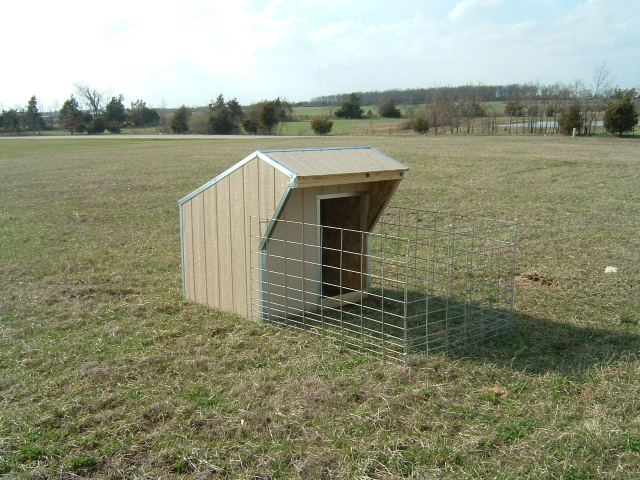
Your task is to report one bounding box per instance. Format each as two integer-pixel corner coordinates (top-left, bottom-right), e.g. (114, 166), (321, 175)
(178, 151), (296, 205)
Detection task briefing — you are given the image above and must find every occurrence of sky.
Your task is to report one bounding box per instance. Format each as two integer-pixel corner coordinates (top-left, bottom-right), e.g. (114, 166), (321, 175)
(1, 0), (639, 111)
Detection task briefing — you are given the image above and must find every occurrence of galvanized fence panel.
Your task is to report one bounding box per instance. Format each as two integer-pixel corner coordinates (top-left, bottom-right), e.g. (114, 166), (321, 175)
(249, 207), (517, 364)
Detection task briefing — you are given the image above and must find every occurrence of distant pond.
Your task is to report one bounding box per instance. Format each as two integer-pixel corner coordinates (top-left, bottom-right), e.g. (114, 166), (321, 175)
(503, 120), (604, 128)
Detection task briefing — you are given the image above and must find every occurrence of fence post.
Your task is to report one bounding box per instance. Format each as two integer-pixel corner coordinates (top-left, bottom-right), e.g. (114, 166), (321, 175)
(403, 239), (411, 366)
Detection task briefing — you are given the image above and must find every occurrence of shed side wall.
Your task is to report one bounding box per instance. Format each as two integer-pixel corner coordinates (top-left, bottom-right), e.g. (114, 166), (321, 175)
(192, 194), (208, 304)
(203, 187), (220, 308)
(182, 156), (291, 317)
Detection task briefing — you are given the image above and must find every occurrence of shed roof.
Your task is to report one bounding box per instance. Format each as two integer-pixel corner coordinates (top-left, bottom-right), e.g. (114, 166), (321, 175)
(179, 146), (408, 205)
(262, 146), (407, 177)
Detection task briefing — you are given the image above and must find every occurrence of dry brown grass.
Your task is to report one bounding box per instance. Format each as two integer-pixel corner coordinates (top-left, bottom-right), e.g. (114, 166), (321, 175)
(1, 135), (638, 478)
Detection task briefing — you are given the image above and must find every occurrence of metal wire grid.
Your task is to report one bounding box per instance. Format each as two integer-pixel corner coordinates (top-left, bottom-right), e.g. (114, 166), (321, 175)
(249, 207), (518, 364)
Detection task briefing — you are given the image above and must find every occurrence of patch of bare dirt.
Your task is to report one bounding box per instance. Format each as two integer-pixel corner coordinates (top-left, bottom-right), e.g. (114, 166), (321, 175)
(514, 272), (557, 287)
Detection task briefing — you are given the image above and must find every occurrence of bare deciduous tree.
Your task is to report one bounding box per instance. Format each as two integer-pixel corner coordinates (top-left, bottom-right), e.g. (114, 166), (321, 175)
(582, 62), (613, 135)
(73, 82), (108, 116)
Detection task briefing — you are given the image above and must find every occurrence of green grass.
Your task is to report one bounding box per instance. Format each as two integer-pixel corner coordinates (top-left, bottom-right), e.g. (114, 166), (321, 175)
(279, 117), (407, 135)
(1, 135), (639, 478)
(291, 105), (382, 119)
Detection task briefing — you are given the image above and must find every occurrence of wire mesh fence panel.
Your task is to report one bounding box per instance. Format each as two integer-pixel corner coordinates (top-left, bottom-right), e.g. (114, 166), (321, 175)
(249, 207), (517, 364)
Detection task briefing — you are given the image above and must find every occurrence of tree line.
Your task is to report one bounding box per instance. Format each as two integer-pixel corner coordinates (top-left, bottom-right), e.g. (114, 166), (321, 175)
(1, 63), (637, 136)
(308, 64), (638, 136)
(170, 95), (293, 135)
(0, 84), (295, 136)
(0, 83), (161, 135)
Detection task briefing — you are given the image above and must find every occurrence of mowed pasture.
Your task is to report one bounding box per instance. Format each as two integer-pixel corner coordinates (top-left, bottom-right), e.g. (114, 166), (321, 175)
(1, 135), (638, 479)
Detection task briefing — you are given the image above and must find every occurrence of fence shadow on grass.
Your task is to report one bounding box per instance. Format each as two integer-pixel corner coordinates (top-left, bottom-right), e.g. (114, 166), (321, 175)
(451, 311), (640, 377)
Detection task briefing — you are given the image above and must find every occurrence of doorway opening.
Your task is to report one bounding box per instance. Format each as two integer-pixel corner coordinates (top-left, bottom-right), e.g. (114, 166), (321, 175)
(318, 193), (368, 299)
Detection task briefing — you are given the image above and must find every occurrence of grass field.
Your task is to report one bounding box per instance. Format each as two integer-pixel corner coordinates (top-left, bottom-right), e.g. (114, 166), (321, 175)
(1, 135), (639, 479)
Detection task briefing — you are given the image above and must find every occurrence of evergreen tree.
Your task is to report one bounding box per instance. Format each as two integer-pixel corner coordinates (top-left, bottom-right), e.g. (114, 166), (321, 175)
(127, 100), (159, 127)
(59, 96), (82, 134)
(0, 109), (21, 133)
(334, 93), (364, 119)
(259, 101), (279, 134)
(207, 94), (243, 134)
(87, 115), (106, 134)
(379, 98), (402, 118)
(24, 95), (43, 131)
(171, 105), (191, 134)
(604, 89), (638, 136)
(558, 104), (583, 135)
(105, 95), (127, 125)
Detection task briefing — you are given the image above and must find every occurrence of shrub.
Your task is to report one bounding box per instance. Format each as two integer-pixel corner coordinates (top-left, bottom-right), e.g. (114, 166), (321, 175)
(505, 98), (524, 117)
(107, 121), (122, 134)
(558, 104), (583, 135)
(411, 116), (430, 134)
(310, 116), (333, 135)
(87, 115), (106, 134)
(171, 105), (191, 134)
(604, 89), (638, 136)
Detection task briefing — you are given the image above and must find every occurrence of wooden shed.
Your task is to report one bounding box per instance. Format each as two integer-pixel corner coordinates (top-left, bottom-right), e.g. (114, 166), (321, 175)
(179, 146), (409, 320)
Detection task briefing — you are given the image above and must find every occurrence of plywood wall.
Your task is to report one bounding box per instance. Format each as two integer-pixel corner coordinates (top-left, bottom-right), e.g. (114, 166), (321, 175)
(260, 182), (375, 320)
(182, 158), (402, 322)
(181, 155), (290, 318)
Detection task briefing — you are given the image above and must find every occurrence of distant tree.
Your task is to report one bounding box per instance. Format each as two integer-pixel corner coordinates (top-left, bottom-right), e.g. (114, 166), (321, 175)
(0, 109), (21, 133)
(171, 105), (191, 134)
(259, 101), (279, 134)
(59, 95), (82, 134)
(242, 98), (288, 134)
(226, 98), (244, 121)
(127, 100), (160, 127)
(310, 115), (333, 135)
(334, 93), (364, 119)
(241, 117), (259, 134)
(545, 104), (555, 117)
(379, 99), (402, 118)
(207, 96), (235, 134)
(461, 97), (485, 133)
(207, 109), (231, 134)
(411, 115), (430, 134)
(272, 97), (293, 122)
(104, 95), (127, 126)
(87, 115), (106, 134)
(505, 97), (524, 117)
(207, 94), (243, 134)
(604, 88), (638, 136)
(583, 62), (613, 135)
(24, 95), (43, 131)
(558, 104), (583, 135)
(434, 96), (460, 133)
(74, 82), (108, 115)
(106, 121), (121, 134)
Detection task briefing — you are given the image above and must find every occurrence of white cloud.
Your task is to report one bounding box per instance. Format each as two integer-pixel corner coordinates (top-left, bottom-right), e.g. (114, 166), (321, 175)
(448, 0), (502, 21)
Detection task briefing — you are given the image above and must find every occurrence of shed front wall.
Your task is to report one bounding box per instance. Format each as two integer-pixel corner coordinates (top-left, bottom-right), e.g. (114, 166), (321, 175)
(255, 179), (401, 321)
(181, 155), (290, 318)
